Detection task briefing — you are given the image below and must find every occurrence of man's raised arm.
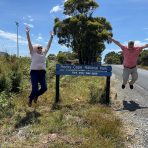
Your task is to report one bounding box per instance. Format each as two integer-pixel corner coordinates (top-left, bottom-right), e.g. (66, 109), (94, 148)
(108, 36), (124, 48)
(141, 44), (148, 49)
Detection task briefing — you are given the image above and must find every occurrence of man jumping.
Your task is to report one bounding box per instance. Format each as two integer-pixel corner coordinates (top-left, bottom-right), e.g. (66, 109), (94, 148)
(108, 36), (148, 89)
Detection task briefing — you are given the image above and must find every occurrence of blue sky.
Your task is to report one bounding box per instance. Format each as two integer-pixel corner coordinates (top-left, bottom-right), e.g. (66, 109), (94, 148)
(0, 0), (148, 61)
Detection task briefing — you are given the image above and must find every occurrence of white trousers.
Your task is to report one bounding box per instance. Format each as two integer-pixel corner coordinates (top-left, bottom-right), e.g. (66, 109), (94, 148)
(122, 67), (138, 85)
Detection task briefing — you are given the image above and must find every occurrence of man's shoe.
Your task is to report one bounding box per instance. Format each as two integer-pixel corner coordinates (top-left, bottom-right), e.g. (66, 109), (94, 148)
(122, 84), (125, 89)
(130, 85), (133, 89)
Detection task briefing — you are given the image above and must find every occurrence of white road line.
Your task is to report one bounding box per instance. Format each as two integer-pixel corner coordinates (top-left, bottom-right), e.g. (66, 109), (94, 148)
(135, 83), (145, 90)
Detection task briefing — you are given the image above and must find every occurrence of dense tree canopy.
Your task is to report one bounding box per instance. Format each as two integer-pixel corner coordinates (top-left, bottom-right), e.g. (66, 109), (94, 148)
(104, 51), (122, 64)
(53, 0), (112, 64)
(56, 51), (77, 64)
(138, 50), (148, 65)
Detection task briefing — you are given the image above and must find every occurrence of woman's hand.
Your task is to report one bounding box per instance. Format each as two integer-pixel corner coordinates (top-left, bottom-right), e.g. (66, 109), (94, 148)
(25, 26), (33, 53)
(25, 26), (30, 33)
(50, 31), (54, 38)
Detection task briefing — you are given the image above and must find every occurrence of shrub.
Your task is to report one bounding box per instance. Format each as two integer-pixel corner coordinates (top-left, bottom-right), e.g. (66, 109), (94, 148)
(0, 91), (9, 108)
(0, 91), (14, 119)
(88, 84), (99, 104)
(10, 62), (22, 92)
(57, 52), (67, 64)
(0, 56), (23, 93)
(0, 73), (12, 92)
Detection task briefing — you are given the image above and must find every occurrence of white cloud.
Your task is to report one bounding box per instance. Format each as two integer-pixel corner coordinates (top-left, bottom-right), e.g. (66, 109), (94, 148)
(28, 16), (34, 22)
(36, 34), (43, 41)
(108, 48), (121, 52)
(0, 29), (27, 45)
(22, 16), (34, 22)
(37, 36), (43, 40)
(134, 40), (148, 45)
(49, 0), (69, 14)
(65, 14), (72, 18)
(50, 5), (63, 13)
(145, 38), (148, 41)
(29, 18), (34, 22)
(134, 41), (143, 45)
(24, 23), (34, 28)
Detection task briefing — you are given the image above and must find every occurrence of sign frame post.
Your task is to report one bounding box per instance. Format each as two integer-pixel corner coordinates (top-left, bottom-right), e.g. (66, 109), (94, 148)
(55, 74), (60, 103)
(106, 76), (111, 104)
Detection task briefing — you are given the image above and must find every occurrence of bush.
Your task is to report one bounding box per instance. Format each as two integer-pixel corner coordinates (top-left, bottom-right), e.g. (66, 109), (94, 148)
(0, 56), (23, 93)
(88, 84), (99, 104)
(88, 81), (106, 104)
(139, 50), (148, 66)
(57, 52), (67, 64)
(0, 91), (15, 120)
(0, 73), (12, 92)
(10, 62), (22, 92)
(47, 61), (56, 79)
(0, 91), (9, 108)
(0, 56), (12, 92)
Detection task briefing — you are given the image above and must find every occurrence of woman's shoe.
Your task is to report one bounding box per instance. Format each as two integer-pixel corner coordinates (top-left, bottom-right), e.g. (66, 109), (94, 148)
(28, 100), (32, 107)
(34, 97), (38, 103)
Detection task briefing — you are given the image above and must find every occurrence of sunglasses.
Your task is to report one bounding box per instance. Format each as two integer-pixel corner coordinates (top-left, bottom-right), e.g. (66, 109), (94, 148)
(37, 46), (43, 49)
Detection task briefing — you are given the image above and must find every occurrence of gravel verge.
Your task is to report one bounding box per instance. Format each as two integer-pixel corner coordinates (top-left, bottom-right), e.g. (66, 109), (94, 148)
(111, 73), (148, 148)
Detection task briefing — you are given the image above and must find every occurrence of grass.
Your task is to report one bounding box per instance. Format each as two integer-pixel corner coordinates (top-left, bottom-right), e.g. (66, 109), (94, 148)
(0, 75), (125, 147)
(138, 65), (148, 70)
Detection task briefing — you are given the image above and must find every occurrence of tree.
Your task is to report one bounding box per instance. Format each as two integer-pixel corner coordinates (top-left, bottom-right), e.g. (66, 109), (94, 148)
(56, 51), (68, 64)
(138, 50), (148, 66)
(56, 51), (78, 64)
(118, 51), (123, 64)
(104, 51), (122, 64)
(47, 54), (56, 61)
(53, 0), (112, 65)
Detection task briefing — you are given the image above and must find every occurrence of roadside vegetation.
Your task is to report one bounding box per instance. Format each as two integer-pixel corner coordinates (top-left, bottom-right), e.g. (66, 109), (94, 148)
(0, 55), (125, 147)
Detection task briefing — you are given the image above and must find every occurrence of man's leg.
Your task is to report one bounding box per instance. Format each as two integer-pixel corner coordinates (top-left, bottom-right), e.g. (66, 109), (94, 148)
(122, 67), (130, 89)
(29, 71), (39, 106)
(129, 67), (138, 89)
